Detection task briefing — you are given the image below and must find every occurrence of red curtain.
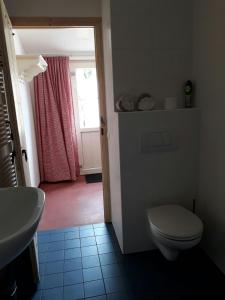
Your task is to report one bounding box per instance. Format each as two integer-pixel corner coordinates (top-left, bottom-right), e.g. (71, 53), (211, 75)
(34, 56), (79, 182)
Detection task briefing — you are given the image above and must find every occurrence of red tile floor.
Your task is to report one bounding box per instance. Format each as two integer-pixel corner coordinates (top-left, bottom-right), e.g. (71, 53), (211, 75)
(38, 176), (104, 231)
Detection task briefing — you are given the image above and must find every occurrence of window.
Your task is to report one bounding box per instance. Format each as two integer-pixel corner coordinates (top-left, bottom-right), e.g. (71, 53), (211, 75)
(75, 67), (100, 129)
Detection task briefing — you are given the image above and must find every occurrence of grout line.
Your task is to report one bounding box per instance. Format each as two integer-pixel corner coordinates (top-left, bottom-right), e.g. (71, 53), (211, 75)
(37, 225), (118, 289)
(99, 251), (107, 295)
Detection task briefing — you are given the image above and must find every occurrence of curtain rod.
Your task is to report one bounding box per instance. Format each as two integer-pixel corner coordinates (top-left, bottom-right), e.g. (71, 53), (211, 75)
(40, 54), (95, 61)
(41, 51), (94, 56)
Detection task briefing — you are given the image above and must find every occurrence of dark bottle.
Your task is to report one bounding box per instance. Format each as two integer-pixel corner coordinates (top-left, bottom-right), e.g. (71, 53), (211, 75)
(184, 80), (193, 108)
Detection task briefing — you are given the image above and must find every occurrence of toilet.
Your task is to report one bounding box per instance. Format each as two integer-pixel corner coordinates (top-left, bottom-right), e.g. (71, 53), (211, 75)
(147, 204), (203, 261)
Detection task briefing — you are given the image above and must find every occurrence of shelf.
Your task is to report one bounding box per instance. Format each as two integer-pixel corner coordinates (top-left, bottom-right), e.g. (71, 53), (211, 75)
(117, 108), (199, 114)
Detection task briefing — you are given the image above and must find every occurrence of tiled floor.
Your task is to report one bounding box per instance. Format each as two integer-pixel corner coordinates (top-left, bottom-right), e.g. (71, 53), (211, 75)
(33, 223), (225, 300)
(38, 176), (104, 231)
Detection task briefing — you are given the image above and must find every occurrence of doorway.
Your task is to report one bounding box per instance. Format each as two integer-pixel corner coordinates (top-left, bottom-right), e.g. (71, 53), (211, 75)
(70, 59), (102, 176)
(11, 18), (111, 229)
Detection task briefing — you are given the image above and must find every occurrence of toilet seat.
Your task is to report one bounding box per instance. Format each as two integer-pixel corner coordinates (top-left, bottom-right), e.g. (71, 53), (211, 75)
(151, 223), (202, 242)
(147, 204), (203, 241)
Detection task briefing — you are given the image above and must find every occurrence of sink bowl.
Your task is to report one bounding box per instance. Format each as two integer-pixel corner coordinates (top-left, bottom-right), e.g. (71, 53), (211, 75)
(0, 187), (45, 269)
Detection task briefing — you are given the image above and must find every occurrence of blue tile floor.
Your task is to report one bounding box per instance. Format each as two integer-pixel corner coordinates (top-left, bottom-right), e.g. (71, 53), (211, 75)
(32, 223), (225, 300)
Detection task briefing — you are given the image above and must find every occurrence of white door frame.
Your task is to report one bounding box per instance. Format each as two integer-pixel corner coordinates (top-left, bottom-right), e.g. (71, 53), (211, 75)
(70, 60), (102, 175)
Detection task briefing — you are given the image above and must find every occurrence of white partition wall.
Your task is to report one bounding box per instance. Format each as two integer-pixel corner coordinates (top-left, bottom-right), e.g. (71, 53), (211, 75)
(118, 109), (200, 253)
(108, 0), (195, 253)
(102, 0), (123, 249)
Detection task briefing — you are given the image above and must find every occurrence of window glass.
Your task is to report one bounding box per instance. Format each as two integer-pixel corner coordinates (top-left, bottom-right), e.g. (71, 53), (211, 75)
(75, 68), (99, 128)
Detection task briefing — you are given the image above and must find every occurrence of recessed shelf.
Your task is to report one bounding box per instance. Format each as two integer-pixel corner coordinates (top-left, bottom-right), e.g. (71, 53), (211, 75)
(117, 108), (199, 114)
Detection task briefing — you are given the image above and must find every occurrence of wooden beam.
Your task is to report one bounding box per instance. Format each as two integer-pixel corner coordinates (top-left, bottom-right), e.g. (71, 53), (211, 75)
(11, 17), (101, 28)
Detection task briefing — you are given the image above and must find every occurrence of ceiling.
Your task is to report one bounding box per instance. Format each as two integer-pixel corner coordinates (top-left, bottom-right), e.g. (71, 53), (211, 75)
(15, 28), (95, 56)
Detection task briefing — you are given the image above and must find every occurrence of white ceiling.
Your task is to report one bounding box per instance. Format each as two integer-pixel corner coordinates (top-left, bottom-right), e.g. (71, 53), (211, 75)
(15, 28), (95, 56)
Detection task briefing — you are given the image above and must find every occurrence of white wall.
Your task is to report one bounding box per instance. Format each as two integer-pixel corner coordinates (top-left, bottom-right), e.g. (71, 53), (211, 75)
(18, 81), (40, 187)
(110, 0), (193, 108)
(13, 32), (24, 54)
(101, 0), (123, 250)
(109, 0), (196, 253)
(119, 109), (200, 253)
(5, 0), (101, 17)
(14, 33), (40, 187)
(192, 0), (225, 273)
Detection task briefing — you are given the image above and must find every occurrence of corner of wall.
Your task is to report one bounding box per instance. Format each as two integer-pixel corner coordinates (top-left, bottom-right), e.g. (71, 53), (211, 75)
(192, 0), (225, 274)
(101, 0), (123, 251)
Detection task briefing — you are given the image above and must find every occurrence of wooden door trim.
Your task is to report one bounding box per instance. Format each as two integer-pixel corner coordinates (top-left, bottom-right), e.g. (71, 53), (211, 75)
(11, 17), (111, 222)
(11, 17), (101, 28)
(94, 20), (111, 222)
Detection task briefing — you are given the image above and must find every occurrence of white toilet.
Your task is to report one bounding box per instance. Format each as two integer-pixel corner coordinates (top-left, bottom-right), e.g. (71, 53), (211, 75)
(147, 204), (203, 261)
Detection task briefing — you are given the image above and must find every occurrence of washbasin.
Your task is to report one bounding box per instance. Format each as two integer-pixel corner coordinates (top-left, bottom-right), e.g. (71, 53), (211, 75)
(0, 187), (45, 269)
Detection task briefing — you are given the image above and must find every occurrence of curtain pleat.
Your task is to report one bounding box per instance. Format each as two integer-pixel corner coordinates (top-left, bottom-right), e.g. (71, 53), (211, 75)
(34, 56), (79, 182)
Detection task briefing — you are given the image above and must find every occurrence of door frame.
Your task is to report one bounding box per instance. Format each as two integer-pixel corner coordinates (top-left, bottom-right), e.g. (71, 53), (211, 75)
(11, 17), (111, 222)
(69, 60), (102, 176)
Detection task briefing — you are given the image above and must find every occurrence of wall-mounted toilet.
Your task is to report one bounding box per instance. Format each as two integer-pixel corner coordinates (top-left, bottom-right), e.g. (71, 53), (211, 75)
(147, 205), (203, 261)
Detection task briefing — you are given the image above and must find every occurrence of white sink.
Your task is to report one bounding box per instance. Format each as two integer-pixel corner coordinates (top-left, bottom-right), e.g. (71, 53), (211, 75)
(0, 187), (45, 269)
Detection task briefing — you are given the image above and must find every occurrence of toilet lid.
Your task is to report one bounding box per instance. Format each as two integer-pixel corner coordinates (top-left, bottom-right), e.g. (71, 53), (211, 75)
(147, 205), (203, 240)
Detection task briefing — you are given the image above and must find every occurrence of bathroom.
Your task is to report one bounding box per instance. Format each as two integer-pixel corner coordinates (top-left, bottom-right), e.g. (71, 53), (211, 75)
(1, 0), (225, 299)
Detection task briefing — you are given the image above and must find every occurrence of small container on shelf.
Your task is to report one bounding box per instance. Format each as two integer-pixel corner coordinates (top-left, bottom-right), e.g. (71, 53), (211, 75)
(164, 97), (177, 110)
(184, 80), (193, 108)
